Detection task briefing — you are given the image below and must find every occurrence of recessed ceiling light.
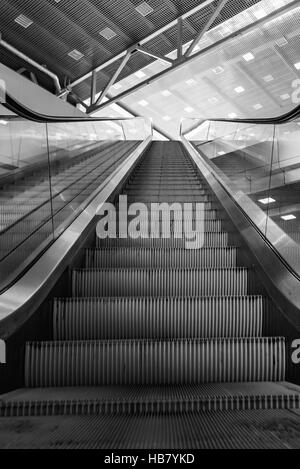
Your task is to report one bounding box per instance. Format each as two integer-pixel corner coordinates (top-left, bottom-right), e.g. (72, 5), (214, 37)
(135, 2), (154, 16)
(258, 197), (276, 204)
(243, 52), (255, 62)
(281, 214), (296, 221)
(228, 112), (237, 119)
(253, 9), (267, 20)
(208, 96), (219, 104)
(0, 119), (8, 125)
(294, 62), (300, 70)
(135, 70), (146, 79)
(253, 103), (263, 110)
(68, 49), (84, 60)
(138, 99), (148, 106)
(234, 86), (245, 94)
(99, 27), (116, 40)
(185, 78), (197, 86)
(163, 115), (171, 121)
(218, 151), (226, 155)
(14, 14), (33, 28)
(184, 106), (194, 113)
(161, 89), (172, 97)
(280, 93), (290, 100)
(276, 37), (288, 47)
(112, 83), (122, 90)
(212, 66), (224, 74)
(263, 74), (274, 82)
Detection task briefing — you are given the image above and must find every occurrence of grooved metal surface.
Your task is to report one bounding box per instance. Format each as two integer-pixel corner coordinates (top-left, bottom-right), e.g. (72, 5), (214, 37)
(53, 296), (263, 340)
(25, 338), (285, 386)
(0, 409), (299, 449)
(71, 267), (258, 297)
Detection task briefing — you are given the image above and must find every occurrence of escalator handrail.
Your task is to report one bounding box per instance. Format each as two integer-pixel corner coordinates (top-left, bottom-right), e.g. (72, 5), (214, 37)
(180, 103), (300, 137)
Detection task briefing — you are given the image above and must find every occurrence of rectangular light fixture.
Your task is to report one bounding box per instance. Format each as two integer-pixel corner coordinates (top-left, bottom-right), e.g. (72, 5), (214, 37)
(185, 78), (197, 86)
(161, 89), (172, 97)
(253, 9), (267, 20)
(138, 99), (148, 106)
(258, 197), (276, 204)
(228, 112), (237, 119)
(243, 52), (255, 62)
(280, 93), (290, 100)
(281, 214), (296, 221)
(212, 66), (224, 74)
(218, 151), (226, 155)
(253, 103), (263, 110)
(184, 106), (194, 113)
(263, 74), (274, 82)
(135, 2), (154, 17)
(135, 70), (146, 79)
(14, 14), (33, 28)
(112, 83), (122, 90)
(276, 37), (288, 47)
(68, 49), (84, 60)
(99, 27), (116, 40)
(294, 62), (300, 70)
(163, 115), (171, 121)
(234, 86), (245, 94)
(0, 119), (8, 125)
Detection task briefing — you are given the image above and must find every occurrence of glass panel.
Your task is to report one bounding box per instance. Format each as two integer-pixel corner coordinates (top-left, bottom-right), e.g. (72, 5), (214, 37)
(0, 115), (151, 291)
(182, 117), (300, 274)
(0, 116), (53, 288)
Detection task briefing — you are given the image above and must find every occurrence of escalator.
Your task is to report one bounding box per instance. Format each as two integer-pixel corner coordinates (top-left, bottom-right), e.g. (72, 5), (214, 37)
(1, 98), (300, 448)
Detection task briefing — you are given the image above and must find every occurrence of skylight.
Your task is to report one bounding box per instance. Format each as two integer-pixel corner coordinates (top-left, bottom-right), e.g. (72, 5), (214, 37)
(138, 99), (149, 106)
(253, 103), (263, 110)
(280, 93), (290, 100)
(258, 197), (276, 204)
(135, 70), (146, 79)
(135, 2), (154, 17)
(212, 66), (224, 74)
(281, 214), (296, 221)
(14, 14), (33, 28)
(68, 49), (84, 60)
(263, 74), (274, 82)
(185, 78), (197, 86)
(99, 27), (116, 40)
(276, 37), (288, 47)
(243, 52), (255, 62)
(234, 86), (245, 94)
(253, 9), (267, 20)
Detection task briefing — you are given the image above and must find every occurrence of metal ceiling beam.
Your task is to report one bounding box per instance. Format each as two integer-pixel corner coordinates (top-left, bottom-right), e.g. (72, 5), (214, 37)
(62, 0), (216, 91)
(136, 46), (174, 65)
(85, 1), (297, 114)
(177, 17), (183, 59)
(185, 0), (229, 58)
(93, 51), (132, 107)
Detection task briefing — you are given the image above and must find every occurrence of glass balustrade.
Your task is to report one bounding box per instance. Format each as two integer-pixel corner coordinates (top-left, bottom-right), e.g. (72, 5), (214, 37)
(181, 117), (300, 274)
(0, 114), (152, 291)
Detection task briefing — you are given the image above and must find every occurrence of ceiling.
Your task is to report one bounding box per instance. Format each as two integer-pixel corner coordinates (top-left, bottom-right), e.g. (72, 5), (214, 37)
(0, 0), (300, 138)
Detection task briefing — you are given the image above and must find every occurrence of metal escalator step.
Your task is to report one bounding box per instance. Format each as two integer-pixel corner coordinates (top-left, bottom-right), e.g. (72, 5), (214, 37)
(95, 232), (236, 248)
(85, 247), (239, 268)
(71, 267), (257, 297)
(53, 296), (263, 340)
(0, 409), (298, 448)
(1, 382), (300, 417)
(24, 337), (285, 387)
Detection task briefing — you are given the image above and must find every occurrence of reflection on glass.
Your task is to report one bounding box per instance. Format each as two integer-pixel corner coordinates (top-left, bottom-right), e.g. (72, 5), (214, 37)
(181, 117), (300, 274)
(0, 115), (151, 290)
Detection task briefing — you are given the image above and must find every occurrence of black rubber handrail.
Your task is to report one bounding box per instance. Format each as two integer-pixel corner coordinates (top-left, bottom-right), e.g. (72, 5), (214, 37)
(3, 92), (300, 125)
